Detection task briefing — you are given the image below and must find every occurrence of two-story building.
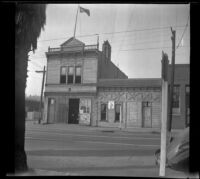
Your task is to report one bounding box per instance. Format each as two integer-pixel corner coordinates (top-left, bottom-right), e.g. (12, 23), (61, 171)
(43, 37), (127, 126)
(43, 37), (189, 129)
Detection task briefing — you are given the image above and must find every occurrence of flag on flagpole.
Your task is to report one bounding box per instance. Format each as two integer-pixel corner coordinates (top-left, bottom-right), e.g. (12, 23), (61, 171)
(80, 6), (90, 16)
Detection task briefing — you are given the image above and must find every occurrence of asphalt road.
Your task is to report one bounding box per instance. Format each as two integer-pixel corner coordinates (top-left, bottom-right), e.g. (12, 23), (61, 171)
(24, 122), (192, 177)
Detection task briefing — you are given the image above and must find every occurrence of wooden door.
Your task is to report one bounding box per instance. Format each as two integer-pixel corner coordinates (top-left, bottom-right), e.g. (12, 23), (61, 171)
(142, 102), (152, 128)
(115, 104), (121, 122)
(57, 97), (68, 123)
(68, 98), (80, 124)
(48, 98), (56, 123)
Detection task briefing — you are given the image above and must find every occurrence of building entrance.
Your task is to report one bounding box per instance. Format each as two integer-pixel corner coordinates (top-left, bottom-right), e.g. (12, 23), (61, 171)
(142, 101), (152, 128)
(68, 98), (80, 124)
(47, 98), (56, 123)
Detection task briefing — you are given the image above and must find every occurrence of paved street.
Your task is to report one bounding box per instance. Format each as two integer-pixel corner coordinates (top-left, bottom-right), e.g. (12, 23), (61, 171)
(24, 121), (194, 177)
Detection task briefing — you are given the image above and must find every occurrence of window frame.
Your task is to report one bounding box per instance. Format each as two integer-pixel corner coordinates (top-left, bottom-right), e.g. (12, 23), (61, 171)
(75, 66), (82, 84)
(114, 103), (121, 123)
(100, 103), (107, 121)
(172, 85), (180, 115)
(185, 85), (190, 125)
(60, 66), (67, 84)
(67, 66), (74, 84)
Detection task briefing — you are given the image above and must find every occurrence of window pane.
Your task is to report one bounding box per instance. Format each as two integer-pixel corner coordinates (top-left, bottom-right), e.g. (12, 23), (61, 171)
(60, 67), (66, 83)
(76, 67), (81, 76)
(61, 67), (66, 75)
(60, 76), (66, 84)
(101, 104), (107, 121)
(67, 75), (73, 84)
(101, 104), (106, 113)
(75, 76), (81, 84)
(68, 67), (74, 75)
(173, 85), (180, 108)
(115, 104), (120, 113)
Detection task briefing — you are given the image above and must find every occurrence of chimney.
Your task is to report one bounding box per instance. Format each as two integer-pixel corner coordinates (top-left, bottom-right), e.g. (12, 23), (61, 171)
(102, 40), (111, 61)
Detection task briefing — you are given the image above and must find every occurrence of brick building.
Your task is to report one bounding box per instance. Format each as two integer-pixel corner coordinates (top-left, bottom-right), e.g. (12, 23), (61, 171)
(42, 37), (189, 129)
(168, 64), (190, 129)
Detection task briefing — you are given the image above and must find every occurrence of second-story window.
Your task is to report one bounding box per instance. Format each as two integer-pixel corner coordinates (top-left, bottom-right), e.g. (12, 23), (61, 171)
(60, 67), (66, 84)
(75, 67), (81, 84)
(67, 66), (74, 84)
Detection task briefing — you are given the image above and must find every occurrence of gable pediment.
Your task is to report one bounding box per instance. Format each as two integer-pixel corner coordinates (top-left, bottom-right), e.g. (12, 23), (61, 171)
(60, 37), (85, 47)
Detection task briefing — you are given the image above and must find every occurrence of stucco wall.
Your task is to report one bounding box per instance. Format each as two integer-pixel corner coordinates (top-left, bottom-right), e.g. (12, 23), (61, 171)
(96, 89), (161, 128)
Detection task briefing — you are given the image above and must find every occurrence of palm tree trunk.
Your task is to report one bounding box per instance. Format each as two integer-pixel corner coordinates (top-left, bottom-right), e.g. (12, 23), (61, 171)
(15, 44), (29, 172)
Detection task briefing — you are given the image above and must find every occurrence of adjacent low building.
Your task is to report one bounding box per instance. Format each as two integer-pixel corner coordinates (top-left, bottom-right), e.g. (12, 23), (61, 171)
(42, 37), (189, 129)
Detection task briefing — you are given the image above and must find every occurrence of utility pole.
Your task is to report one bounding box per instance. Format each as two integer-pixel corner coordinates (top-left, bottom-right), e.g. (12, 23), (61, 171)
(97, 34), (99, 50)
(35, 66), (46, 124)
(159, 51), (169, 177)
(119, 105), (122, 130)
(168, 27), (176, 132)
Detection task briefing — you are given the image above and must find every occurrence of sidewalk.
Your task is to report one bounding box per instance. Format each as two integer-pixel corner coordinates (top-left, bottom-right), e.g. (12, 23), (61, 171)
(8, 169), (79, 176)
(26, 120), (159, 133)
(26, 120), (182, 136)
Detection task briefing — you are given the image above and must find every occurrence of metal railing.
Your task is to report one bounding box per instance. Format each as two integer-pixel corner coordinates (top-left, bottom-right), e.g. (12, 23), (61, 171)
(84, 44), (98, 50)
(48, 44), (98, 53)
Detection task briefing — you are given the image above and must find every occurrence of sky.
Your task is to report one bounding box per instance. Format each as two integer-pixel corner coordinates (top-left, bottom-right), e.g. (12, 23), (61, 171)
(26, 4), (190, 96)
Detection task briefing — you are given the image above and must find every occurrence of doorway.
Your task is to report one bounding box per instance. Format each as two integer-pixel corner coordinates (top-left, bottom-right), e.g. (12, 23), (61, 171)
(142, 101), (152, 128)
(47, 98), (56, 123)
(68, 98), (80, 124)
(115, 104), (121, 122)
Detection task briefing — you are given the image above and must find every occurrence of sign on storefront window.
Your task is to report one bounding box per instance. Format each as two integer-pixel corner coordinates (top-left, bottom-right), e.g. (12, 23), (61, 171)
(108, 101), (115, 109)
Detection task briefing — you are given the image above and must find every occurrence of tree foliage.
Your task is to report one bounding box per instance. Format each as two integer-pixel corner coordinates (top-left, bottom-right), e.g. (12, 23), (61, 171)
(15, 4), (46, 52)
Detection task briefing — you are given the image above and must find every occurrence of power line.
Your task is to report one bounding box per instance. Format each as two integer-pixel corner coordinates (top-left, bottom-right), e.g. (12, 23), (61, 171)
(113, 39), (172, 46)
(100, 25), (185, 35)
(37, 25), (186, 43)
(117, 45), (189, 52)
(176, 14), (190, 50)
(38, 33), (98, 42)
(116, 7), (134, 63)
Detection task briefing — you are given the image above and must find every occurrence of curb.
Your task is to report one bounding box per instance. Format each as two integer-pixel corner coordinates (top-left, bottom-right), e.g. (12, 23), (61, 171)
(11, 169), (79, 176)
(26, 122), (182, 135)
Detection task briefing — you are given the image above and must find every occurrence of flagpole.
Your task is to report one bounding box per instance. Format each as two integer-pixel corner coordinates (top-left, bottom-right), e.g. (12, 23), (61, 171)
(73, 5), (79, 38)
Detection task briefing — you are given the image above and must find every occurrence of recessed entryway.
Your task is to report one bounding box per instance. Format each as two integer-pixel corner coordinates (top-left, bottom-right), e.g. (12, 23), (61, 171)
(68, 98), (80, 124)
